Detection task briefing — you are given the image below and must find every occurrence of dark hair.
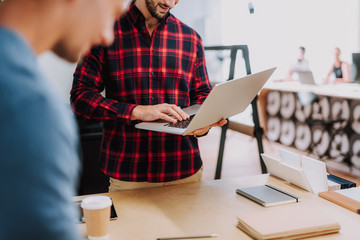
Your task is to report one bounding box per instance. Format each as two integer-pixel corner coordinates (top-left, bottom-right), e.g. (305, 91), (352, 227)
(299, 46), (306, 52)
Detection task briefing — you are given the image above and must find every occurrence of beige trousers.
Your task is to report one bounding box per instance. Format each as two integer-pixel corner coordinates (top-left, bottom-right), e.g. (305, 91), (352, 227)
(109, 167), (203, 192)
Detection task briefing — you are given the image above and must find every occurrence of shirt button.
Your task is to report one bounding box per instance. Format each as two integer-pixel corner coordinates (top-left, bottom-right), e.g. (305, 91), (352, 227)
(151, 96), (155, 101)
(152, 48), (156, 52)
(151, 72), (155, 76)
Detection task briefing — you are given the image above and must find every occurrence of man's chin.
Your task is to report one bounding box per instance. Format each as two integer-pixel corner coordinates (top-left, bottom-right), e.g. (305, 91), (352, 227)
(52, 45), (84, 63)
(58, 52), (81, 63)
(154, 12), (168, 21)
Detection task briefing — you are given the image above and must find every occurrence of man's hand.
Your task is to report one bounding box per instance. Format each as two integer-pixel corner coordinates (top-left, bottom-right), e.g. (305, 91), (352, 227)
(131, 104), (189, 123)
(187, 119), (228, 136)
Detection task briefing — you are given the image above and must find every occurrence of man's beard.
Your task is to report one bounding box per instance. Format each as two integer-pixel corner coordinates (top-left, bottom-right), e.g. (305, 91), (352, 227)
(145, 0), (169, 21)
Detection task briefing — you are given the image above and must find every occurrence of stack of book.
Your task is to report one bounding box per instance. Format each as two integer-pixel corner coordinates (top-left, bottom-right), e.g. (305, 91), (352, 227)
(236, 205), (340, 240)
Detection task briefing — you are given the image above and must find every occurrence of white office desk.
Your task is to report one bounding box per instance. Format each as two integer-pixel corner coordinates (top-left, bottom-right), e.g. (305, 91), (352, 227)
(75, 174), (360, 239)
(264, 81), (360, 100)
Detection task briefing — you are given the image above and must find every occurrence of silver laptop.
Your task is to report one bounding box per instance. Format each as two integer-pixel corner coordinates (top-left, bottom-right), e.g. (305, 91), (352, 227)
(297, 70), (315, 85)
(135, 67), (276, 135)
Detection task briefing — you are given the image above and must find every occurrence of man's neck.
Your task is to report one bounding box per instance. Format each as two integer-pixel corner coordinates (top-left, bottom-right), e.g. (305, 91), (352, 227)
(134, 0), (161, 35)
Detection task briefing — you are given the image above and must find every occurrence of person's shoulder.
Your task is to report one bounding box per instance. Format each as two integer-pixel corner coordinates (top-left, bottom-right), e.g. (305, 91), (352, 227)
(341, 61), (350, 67)
(0, 48), (72, 137)
(0, 33), (40, 107)
(0, 27), (36, 68)
(168, 14), (202, 39)
(0, 26), (26, 45)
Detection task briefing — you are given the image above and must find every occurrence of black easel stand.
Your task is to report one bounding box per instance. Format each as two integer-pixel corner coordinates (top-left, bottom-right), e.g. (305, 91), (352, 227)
(205, 45), (267, 179)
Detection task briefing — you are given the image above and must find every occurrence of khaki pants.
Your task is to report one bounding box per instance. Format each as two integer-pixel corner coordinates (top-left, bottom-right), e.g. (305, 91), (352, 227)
(109, 167), (203, 192)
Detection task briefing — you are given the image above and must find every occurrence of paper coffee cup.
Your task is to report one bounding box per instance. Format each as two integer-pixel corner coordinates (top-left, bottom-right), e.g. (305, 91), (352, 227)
(81, 196), (112, 240)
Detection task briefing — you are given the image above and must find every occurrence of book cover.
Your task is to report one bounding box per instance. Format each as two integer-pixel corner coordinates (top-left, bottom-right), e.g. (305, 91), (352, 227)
(237, 205), (340, 240)
(236, 185), (300, 207)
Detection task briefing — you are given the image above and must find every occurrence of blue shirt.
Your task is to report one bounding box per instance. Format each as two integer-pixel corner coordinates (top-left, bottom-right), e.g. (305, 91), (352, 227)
(0, 27), (82, 240)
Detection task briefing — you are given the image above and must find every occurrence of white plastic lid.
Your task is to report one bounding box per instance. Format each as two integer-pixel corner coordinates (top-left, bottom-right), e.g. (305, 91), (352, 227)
(81, 196), (112, 210)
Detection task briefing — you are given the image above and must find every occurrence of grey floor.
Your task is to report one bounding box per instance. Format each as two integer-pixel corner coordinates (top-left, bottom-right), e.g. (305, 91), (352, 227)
(198, 126), (268, 181)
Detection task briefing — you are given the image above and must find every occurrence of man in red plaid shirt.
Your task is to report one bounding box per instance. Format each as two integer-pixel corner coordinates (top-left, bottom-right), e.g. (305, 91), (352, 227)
(71, 0), (226, 191)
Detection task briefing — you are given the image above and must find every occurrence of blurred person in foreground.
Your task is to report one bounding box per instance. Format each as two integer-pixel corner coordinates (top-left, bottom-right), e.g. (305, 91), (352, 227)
(0, 0), (131, 239)
(71, 0), (227, 192)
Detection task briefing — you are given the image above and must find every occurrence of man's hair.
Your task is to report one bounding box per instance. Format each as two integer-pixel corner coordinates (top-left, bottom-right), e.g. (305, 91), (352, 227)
(299, 46), (305, 52)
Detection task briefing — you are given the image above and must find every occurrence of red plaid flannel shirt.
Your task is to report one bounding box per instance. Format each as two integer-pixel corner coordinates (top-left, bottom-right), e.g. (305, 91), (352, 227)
(70, 4), (211, 182)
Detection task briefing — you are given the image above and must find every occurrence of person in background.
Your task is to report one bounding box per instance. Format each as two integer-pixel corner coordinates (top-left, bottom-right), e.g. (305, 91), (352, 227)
(0, 0), (130, 239)
(70, 0), (227, 192)
(324, 47), (351, 84)
(285, 46), (310, 82)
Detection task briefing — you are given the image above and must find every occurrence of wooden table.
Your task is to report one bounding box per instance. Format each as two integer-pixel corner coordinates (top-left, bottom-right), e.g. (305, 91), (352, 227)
(75, 174), (360, 239)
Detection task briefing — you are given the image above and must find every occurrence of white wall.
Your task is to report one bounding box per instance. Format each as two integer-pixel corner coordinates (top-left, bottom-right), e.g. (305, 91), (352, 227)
(38, 52), (77, 103)
(172, 0), (222, 45)
(219, 0), (360, 82)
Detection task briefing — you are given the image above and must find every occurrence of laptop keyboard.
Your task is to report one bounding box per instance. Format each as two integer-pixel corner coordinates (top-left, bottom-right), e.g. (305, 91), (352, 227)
(164, 115), (195, 129)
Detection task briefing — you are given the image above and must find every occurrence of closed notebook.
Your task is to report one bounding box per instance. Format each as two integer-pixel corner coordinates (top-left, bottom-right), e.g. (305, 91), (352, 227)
(236, 185), (300, 207)
(237, 205), (340, 240)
